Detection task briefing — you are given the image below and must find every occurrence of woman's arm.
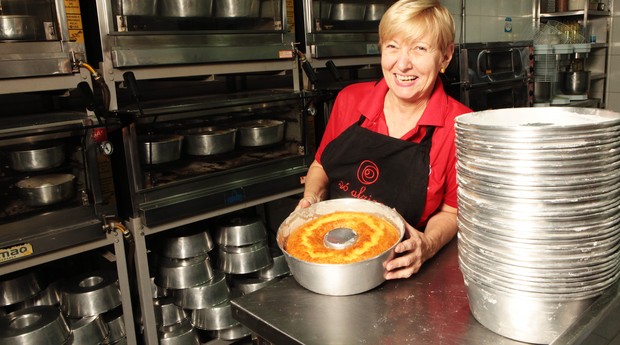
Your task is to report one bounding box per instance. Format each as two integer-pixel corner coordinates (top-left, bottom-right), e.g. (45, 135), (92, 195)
(296, 160), (330, 210)
(383, 203), (458, 279)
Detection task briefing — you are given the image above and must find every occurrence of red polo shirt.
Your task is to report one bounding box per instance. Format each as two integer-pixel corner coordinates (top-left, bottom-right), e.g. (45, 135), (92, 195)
(316, 78), (472, 227)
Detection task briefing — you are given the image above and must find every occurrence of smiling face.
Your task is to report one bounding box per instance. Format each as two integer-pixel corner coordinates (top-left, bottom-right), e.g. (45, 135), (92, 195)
(381, 34), (451, 104)
(377, 0), (456, 106)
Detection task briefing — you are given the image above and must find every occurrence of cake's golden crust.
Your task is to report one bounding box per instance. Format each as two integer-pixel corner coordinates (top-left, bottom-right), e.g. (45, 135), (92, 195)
(285, 211), (400, 264)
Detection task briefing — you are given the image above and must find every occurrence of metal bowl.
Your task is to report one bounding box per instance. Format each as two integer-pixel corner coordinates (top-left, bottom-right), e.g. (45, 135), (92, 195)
(67, 315), (108, 345)
(160, 0), (213, 17)
(0, 306), (71, 345)
(561, 71), (591, 95)
(60, 270), (122, 318)
(156, 255), (215, 289)
(236, 119), (284, 147)
(9, 143), (65, 172)
(213, 0), (259, 17)
(0, 15), (37, 41)
(0, 271), (42, 307)
(139, 134), (183, 165)
(215, 215), (267, 246)
(183, 127), (236, 156)
(277, 198), (405, 296)
(159, 227), (214, 259)
(173, 271), (229, 309)
(217, 240), (273, 274)
(16, 174), (75, 207)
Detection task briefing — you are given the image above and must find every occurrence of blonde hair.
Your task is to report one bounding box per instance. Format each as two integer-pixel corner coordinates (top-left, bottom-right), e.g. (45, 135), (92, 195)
(379, 0), (455, 54)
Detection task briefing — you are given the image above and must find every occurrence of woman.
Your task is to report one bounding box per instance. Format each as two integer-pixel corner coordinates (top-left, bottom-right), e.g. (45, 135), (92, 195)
(296, 0), (472, 279)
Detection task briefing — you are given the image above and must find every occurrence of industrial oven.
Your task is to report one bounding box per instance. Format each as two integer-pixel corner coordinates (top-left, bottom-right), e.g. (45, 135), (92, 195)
(0, 0), (118, 266)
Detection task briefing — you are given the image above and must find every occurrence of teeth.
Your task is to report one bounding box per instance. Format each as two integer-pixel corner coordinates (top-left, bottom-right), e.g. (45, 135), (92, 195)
(396, 74), (417, 82)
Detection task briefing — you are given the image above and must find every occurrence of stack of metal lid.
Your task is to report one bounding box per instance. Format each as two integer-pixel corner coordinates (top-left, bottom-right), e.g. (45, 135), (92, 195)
(455, 107), (620, 344)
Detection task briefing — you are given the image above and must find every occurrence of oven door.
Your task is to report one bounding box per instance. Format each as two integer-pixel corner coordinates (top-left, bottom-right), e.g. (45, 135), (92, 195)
(462, 79), (532, 111)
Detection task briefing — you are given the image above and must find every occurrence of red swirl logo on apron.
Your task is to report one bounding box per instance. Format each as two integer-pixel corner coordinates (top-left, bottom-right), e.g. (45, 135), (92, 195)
(357, 160), (379, 185)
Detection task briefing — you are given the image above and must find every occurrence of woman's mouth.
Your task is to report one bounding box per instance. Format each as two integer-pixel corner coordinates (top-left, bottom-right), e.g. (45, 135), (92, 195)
(395, 74), (418, 83)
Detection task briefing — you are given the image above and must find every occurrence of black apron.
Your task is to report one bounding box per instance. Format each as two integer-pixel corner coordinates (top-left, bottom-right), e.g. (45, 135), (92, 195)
(321, 115), (435, 226)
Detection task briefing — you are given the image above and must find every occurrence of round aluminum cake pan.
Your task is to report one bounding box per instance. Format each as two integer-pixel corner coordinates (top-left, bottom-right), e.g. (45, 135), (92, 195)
(190, 300), (236, 331)
(139, 134), (183, 165)
(159, 227), (214, 259)
(215, 215), (267, 246)
(277, 198), (405, 296)
(0, 306), (71, 345)
(183, 127), (236, 156)
(9, 143), (65, 172)
(156, 255), (214, 289)
(464, 276), (598, 344)
(236, 119), (284, 147)
(60, 270), (122, 318)
(172, 271), (229, 310)
(0, 271), (42, 307)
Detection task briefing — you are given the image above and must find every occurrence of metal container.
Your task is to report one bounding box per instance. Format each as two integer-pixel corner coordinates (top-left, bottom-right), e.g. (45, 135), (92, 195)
(173, 272), (229, 309)
(153, 297), (188, 328)
(60, 270), (122, 318)
(139, 134), (183, 165)
(455, 107), (620, 343)
(118, 0), (158, 16)
(159, 319), (200, 345)
(213, 0), (260, 18)
(237, 119), (284, 147)
(9, 143), (65, 172)
(190, 300), (237, 331)
(160, 228), (214, 259)
(330, 3), (366, 21)
(217, 240), (273, 274)
(67, 315), (108, 345)
(465, 278), (598, 344)
(0, 15), (36, 41)
(156, 255), (215, 289)
(16, 174), (75, 207)
(215, 215), (267, 246)
(277, 198), (406, 296)
(183, 127), (236, 156)
(0, 306), (71, 345)
(0, 272), (42, 307)
(160, 0), (213, 17)
(561, 71), (591, 95)
(260, 0), (281, 18)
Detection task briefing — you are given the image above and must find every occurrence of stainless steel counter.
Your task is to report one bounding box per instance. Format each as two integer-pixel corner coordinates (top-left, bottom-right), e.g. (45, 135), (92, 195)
(231, 239), (620, 345)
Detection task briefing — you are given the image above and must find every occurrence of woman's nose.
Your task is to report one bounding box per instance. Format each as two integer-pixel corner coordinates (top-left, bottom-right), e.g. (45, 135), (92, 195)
(396, 50), (413, 70)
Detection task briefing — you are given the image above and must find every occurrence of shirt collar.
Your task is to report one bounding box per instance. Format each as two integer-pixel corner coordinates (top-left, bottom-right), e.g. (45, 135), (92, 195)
(358, 78), (449, 128)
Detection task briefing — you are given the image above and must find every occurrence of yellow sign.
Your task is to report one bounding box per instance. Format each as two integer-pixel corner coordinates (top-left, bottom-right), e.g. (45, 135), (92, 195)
(0, 243), (34, 263)
(64, 0), (84, 42)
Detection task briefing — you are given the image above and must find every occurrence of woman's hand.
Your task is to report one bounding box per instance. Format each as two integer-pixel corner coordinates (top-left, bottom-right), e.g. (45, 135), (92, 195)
(295, 194), (321, 210)
(383, 222), (433, 279)
(383, 204), (458, 280)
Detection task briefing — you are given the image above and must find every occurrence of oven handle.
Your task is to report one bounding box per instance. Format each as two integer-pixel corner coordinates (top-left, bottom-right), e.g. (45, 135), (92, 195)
(465, 77), (527, 90)
(476, 48), (519, 82)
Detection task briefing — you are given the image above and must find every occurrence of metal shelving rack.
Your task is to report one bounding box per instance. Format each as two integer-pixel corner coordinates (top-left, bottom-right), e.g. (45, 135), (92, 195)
(536, 0), (613, 108)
